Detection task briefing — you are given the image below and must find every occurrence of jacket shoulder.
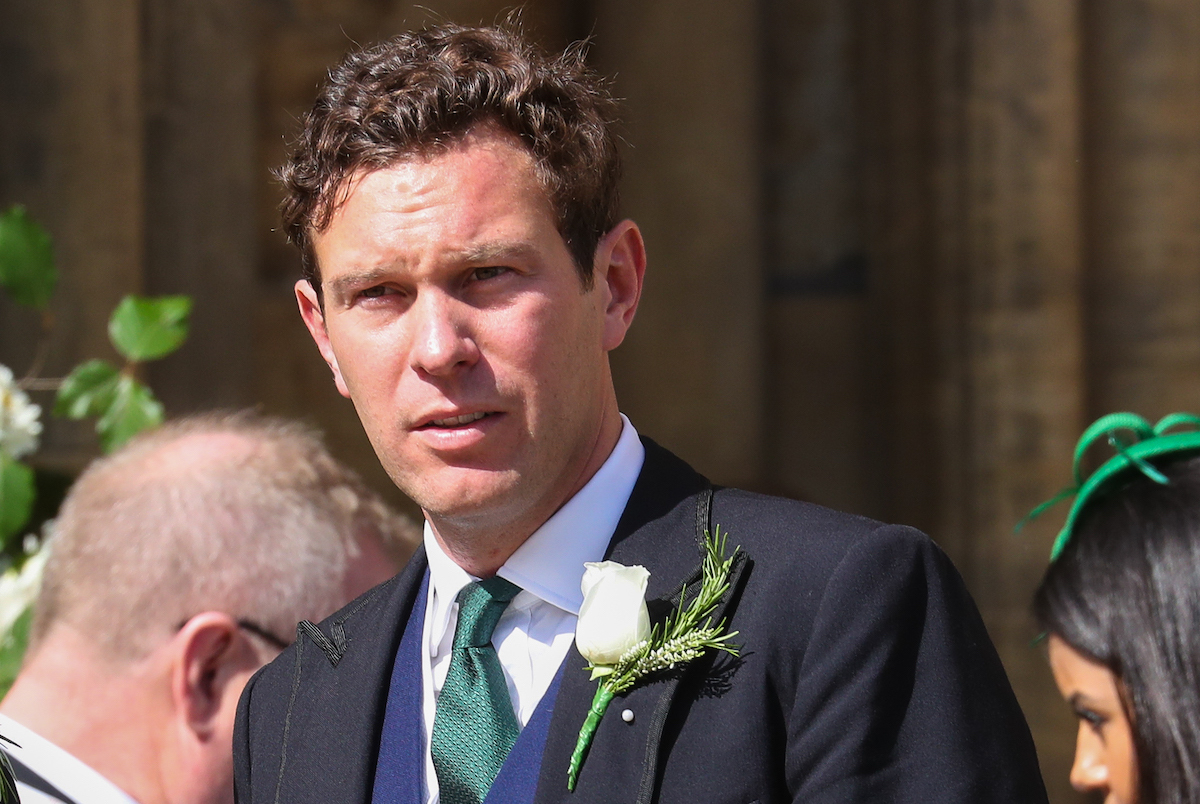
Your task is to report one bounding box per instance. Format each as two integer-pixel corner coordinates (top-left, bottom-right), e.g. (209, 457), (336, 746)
(233, 547), (428, 803)
(250, 551), (418, 692)
(686, 489), (1046, 803)
(711, 486), (939, 573)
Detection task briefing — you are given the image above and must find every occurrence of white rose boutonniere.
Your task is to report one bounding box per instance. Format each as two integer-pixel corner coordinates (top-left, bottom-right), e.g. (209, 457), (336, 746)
(567, 528), (740, 791)
(575, 561), (651, 673)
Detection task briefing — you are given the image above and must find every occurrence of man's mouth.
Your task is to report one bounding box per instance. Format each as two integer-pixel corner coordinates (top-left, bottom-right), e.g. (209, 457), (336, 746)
(424, 411), (493, 428)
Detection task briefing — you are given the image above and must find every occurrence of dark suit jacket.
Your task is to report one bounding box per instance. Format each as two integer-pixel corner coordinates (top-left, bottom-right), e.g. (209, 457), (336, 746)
(234, 438), (1048, 804)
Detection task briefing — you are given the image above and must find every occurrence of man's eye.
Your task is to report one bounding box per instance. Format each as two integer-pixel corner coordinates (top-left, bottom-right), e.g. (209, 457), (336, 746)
(360, 286), (391, 299)
(472, 266), (508, 281)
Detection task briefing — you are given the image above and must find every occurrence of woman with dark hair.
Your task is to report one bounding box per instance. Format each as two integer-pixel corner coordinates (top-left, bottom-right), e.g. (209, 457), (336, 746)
(1032, 412), (1200, 804)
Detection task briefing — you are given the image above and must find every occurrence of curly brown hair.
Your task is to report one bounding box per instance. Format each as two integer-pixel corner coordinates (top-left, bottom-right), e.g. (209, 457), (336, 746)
(279, 23), (622, 294)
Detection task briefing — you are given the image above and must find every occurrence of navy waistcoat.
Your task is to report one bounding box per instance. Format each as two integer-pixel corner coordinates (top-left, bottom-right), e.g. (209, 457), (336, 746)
(372, 573), (566, 804)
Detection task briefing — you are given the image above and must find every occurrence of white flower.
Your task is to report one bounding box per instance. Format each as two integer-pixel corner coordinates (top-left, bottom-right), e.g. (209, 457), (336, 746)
(0, 539), (49, 644)
(0, 364), (42, 459)
(576, 560), (651, 666)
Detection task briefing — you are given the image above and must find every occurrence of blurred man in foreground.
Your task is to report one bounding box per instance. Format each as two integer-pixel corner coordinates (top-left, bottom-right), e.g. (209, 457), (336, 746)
(0, 412), (418, 804)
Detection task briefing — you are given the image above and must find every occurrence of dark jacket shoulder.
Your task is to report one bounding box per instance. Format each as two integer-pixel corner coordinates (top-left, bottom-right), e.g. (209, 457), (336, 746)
(234, 546), (429, 804)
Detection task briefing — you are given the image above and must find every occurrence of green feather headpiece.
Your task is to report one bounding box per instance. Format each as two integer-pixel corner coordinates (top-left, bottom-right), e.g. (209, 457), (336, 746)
(1019, 412), (1200, 561)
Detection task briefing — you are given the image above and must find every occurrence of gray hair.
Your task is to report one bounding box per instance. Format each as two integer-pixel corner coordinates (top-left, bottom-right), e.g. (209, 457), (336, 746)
(32, 411), (420, 658)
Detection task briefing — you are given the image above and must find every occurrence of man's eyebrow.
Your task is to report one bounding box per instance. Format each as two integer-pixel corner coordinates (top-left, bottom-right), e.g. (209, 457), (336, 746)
(326, 268), (392, 299)
(462, 242), (539, 264)
(325, 244), (537, 299)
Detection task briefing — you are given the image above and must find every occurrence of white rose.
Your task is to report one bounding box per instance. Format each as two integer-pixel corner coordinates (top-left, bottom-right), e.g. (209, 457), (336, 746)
(0, 539), (49, 644)
(0, 364), (42, 460)
(575, 560), (651, 667)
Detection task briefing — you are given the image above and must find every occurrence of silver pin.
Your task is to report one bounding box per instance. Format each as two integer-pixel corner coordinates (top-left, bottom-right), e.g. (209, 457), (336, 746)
(621, 709), (635, 723)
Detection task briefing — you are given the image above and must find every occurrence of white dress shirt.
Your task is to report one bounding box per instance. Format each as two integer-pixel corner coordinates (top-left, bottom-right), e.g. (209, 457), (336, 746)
(0, 713), (138, 804)
(420, 415), (645, 804)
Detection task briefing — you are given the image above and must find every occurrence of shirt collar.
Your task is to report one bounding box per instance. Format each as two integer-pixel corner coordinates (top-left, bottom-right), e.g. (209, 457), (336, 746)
(0, 713), (139, 804)
(424, 414), (645, 623)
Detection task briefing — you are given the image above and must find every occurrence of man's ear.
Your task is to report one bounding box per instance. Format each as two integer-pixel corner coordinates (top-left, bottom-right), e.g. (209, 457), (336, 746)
(296, 279), (351, 398)
(170, 612), (258, 742)
(170, 614), (237, 739)
(593, 220), (646, 352)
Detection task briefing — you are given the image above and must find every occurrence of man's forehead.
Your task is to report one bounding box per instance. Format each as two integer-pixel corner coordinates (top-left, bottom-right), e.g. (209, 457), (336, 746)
(313, 133), (561, 272)
(336, 123), (547, 209)
(328, 127), (549, 218)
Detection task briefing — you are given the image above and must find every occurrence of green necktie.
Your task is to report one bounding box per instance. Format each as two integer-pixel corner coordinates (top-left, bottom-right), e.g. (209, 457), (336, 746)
(431, 576), (522, 804)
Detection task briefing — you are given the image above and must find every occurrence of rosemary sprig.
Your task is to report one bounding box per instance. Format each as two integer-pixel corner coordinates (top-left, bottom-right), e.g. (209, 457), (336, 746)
(568, 527), (740, 790)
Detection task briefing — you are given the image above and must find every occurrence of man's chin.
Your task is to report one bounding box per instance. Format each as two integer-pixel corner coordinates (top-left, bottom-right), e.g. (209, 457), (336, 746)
(400, 470), (525, 526)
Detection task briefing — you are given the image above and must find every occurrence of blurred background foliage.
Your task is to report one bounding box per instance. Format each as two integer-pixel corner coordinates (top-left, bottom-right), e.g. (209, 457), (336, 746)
(0, 203), (191, 693)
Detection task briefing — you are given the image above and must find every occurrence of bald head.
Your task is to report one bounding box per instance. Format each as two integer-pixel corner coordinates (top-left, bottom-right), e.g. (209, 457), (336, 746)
(33, 412), (419, 659)
(0, 412), (418, 804)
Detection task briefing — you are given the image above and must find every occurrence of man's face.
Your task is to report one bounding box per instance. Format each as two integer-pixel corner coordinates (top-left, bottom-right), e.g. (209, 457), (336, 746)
(299, 130), (637, 539)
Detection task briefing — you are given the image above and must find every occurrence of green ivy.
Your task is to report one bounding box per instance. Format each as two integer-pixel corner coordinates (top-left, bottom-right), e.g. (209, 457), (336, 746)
(0, 205), (193, 536)
(0, 607), (32, 697)
(55, 359), (121, 419)
(0, 457), (34, 545)
(53, 294), (188, 453)
(0, 206), (56, 310)
(96, 375), (164, 452)
(109, 295), (192, 362)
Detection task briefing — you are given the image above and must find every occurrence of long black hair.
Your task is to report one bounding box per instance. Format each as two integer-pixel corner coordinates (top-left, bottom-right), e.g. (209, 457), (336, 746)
(1034, 454), (1200, 804)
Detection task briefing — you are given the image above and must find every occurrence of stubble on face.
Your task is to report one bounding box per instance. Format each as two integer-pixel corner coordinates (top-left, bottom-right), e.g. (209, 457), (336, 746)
(304, 128), (624, 569)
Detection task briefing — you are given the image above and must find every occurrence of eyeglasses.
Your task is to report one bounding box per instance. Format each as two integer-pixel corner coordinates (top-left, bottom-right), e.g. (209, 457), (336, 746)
(175, 616), (292, 651)
(235, 618), (291, 651)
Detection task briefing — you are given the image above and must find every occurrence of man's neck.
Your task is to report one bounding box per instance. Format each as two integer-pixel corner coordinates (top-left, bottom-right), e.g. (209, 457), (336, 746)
(427, 407), (625, 577)
(1, 627), (167, 804)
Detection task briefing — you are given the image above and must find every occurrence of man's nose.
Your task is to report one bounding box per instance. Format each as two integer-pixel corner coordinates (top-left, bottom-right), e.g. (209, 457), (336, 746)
(408, 293), (478, 376)
(1069, 727), (1109, 793)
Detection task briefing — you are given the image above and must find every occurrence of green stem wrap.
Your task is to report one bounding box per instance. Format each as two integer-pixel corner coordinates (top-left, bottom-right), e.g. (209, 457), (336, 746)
(567, 684), (615, 791)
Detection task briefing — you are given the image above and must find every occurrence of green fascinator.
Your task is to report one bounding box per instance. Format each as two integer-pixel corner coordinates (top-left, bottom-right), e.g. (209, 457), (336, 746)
(1022, 411), (1200, 562)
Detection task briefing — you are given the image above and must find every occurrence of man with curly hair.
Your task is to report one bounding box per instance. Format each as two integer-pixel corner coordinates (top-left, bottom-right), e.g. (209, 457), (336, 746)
(236, 23), (1048, 804)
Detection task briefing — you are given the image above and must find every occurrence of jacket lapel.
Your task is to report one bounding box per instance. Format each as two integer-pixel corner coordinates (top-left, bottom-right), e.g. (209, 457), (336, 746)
(275, 438), (731, 804)
(533, 439), (717, 804)
(273, 546), (430, 804)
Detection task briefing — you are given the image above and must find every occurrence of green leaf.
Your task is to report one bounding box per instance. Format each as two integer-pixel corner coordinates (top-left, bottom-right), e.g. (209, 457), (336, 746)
(55, 364), (164, 452)
(108, 295), (193, 362)
(54, 358), (120, 419)
(0, 205), (56, 309)
(0, 605), (32, 701)
(96, 375), (163, 452)
(0, 456), (34, 546)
